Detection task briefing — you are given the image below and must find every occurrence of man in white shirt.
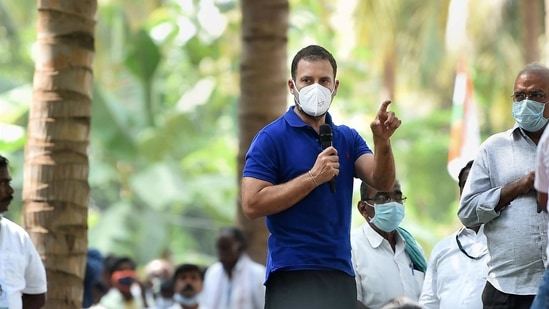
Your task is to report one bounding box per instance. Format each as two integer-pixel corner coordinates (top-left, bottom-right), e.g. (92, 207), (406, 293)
(419, 160), (489, 309)
(532, 124), (549, 309)
(351, 181), (426, 309)
(168, 264), (206, 309)
(0, 155), (47, 309)
(458, 64), (549, 308)
(200, 227), (265, 309)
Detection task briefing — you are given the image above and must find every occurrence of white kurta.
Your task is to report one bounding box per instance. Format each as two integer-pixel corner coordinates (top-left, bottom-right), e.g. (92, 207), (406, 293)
(351, 223), (424, 309)
(0, 217), (47, 309)
(200, 254), (265, 309)
(419, 226), (488, 309)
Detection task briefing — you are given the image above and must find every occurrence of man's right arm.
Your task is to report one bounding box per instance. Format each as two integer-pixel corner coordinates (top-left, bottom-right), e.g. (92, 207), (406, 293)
(241, 174), (316, 219)
(495, 171), (535, 212)
(242, 146), (339, 219)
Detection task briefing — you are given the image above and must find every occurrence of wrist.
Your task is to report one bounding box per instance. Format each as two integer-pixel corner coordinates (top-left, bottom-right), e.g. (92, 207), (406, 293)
(308, 170), (319, 187)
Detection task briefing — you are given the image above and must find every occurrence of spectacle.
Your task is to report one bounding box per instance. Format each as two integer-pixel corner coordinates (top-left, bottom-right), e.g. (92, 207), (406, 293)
(364, 192), (407, 205)
(511, 90), (547, 102)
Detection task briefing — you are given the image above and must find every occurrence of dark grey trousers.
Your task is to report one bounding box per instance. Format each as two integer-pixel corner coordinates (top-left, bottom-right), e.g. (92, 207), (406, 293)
(265, 270), (357, 309)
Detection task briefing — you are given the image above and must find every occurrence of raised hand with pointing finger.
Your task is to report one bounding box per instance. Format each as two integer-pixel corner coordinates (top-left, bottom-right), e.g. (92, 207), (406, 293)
(370, 100), (401, 140)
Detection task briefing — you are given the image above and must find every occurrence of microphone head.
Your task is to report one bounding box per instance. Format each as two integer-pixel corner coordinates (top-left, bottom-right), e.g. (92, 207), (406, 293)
(319, 124), (332, 141)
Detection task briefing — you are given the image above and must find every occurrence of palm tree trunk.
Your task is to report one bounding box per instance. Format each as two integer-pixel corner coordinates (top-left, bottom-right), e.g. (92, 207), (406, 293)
(521, 0), (541, 63)
(238, 0), (289, 264)
(23, 1), (97, 308)
(545, 0), (549, 63)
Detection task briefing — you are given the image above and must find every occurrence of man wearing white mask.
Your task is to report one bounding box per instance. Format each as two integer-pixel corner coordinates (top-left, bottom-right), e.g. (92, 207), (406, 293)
(241, 44), (402, 309)
(351, 181), (426, 309)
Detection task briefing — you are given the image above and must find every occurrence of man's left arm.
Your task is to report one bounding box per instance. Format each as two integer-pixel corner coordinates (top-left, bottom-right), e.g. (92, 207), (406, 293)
(356, 100), (400, 191)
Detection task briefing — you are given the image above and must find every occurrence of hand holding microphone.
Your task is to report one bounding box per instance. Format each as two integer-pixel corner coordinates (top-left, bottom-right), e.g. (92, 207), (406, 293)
(318, 124), (337, 193)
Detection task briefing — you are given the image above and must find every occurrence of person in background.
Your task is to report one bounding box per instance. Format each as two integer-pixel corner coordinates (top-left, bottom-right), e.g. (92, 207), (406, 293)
(0, 154), (47, 309)
(143, 258), (175, 308)
(531, 111), (549, 309)
(98, 255), (148, 309)
(154, 277), (175, 309)
(200, 227), (265, 309)
(168, 263), (205, 309)
(458, 63), (549, 309)
(419, 160), (489, 309)
(100, 255), (119, 292)
(83, 248), (105, 308)
(241, 44), (401, 309)
(351, 181), (426, 308)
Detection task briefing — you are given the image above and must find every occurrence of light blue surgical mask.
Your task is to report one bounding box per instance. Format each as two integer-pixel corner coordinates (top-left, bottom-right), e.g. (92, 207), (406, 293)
(174, 293), (199, 307)
(512, 99), (549, 132)
(369, 202), (405, 232)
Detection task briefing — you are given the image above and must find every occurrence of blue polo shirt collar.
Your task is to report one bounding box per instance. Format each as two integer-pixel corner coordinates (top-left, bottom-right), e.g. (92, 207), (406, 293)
(284, 106), (335, 128)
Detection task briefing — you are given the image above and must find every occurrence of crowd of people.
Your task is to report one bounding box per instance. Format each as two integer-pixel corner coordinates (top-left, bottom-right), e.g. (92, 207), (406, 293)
(3, 44), (549, 309)
(240, 45), (549, 309)
(80, 227), (266, 309)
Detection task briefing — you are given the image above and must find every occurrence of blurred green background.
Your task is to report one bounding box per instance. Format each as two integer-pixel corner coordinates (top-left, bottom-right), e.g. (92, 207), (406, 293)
(0, 0), (541, 267)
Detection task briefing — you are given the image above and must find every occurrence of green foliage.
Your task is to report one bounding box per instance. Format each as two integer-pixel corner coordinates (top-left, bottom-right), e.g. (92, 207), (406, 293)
(0, 0), (537, 263)
(125, 29), (161, 83)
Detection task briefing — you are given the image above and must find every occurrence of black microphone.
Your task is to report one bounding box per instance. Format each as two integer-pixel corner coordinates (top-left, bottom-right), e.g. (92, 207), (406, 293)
(319, 124), (336, 193)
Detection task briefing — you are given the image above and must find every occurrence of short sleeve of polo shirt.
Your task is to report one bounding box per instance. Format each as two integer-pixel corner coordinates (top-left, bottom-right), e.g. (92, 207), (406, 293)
(243, 131), (279, 184)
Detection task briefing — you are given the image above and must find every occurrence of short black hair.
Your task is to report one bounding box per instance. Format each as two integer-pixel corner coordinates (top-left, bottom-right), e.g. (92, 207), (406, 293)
(0, 155), (8, 169)
(219, 226), (248, 250)
(108, 256), (136, 273)
(290, 45), (337, 81)
(458, 160), (474, 191)
(173, 263), (204, 281)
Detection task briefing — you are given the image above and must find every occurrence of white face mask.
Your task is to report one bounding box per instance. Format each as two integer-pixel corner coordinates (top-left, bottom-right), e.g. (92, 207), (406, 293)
(293, 81), (334, 117)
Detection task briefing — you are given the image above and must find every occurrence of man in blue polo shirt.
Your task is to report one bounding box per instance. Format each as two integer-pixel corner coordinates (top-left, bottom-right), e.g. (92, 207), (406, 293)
(241, 44), (402, 309)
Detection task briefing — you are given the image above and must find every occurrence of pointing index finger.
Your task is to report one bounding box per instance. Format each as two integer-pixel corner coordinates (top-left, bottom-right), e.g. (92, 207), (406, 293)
(379, 100), (392, 113)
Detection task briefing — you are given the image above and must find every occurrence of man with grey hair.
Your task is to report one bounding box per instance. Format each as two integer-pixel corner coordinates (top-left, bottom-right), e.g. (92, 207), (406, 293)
(458, 63), (549, 309)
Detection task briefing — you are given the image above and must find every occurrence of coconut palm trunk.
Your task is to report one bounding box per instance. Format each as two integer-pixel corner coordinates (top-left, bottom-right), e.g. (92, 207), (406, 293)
(23, 1), (97, 307)
(520, 0), (541, 63)
(237, 0), (289, 264)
